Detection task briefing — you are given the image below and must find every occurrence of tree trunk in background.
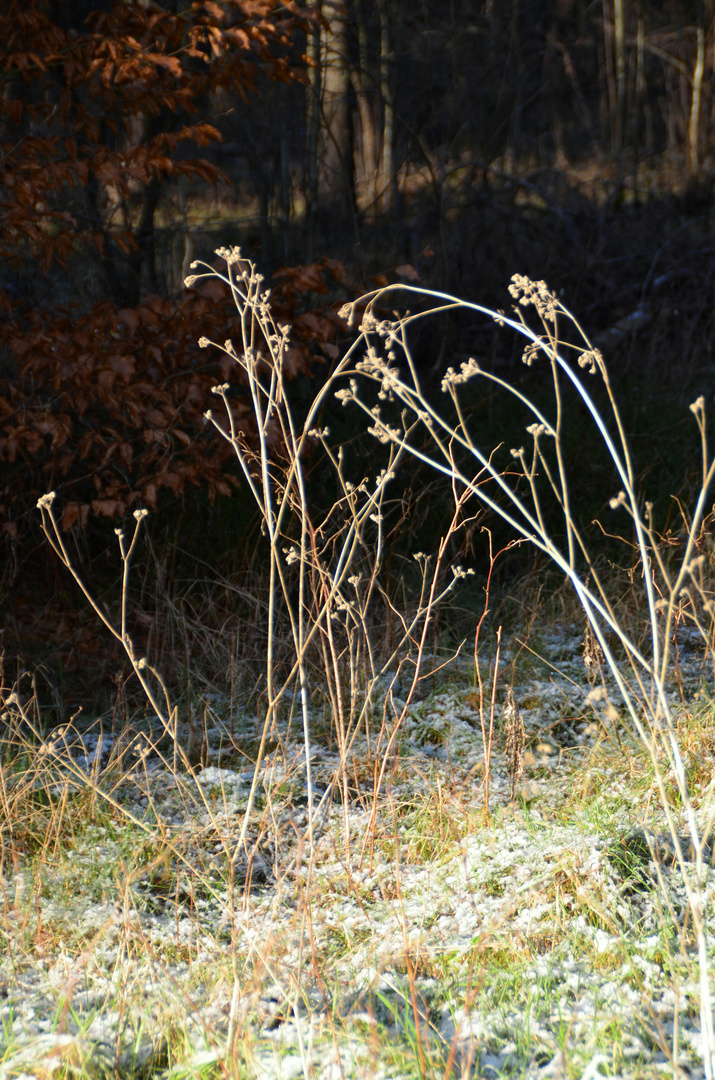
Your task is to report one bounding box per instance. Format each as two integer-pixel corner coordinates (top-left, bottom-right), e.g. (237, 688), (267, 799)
(317, 0), (355, 228)
(376, 0), (396, 215)
(505, 0), (523, 172)
(305, 4), (322, 258)
(129, 175), (161, 301)
(350, 0), (380, 215)
(688, 20), (705, 175)
(613, 0), (625, 189)
(600, 0), (615, 161)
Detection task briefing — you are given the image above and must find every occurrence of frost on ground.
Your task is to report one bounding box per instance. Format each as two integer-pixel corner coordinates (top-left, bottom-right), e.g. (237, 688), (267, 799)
(2, 635), (715, 1079)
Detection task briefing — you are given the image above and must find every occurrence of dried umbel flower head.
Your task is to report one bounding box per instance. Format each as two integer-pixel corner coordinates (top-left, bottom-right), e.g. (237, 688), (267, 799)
(522, 340), (545, 366)
(503, 686), (525, 801)
(508, 275), (559, 322)
(586, 685), (605, 706)
(582, 621), (604, 687)
(441, 357), (481, 391)
(577, 349), (603, 375)
(367, 406), (403, 445)
(283, 546), (299, 566)
(335, 379), (359, 407)
(214, 245), (244, 266)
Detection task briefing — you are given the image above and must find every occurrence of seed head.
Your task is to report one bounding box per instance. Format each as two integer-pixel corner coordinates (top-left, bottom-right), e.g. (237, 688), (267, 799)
(577, 349), (602, 375)
(215, 245), (244, 265)
(508, 275), (558, 321)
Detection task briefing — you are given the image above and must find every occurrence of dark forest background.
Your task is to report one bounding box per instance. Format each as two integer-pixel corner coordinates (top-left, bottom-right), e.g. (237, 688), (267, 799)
(2, 0), (715, 716)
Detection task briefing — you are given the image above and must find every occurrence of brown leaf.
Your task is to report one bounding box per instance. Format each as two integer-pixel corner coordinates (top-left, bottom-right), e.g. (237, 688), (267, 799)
(109, 354), (136, 381)
(60, 502), (90, 531)
(90, 498), (126, 517)
(395, 263), (420, 281)
(116, 309), (141, 334)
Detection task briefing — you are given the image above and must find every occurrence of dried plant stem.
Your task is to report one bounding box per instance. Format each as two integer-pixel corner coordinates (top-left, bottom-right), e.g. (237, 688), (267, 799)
(471, 530), (514, 822)
(35, 500), (175, 750)
(340, 274), (715, 1078)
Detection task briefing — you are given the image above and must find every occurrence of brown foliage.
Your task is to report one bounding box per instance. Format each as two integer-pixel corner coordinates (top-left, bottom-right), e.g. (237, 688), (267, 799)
(0, 0), (313, 282)
(0, 256), (349, 532)
(0, 1), (348, 538)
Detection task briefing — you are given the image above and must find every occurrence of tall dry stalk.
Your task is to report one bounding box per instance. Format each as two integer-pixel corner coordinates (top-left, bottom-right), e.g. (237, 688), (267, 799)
(33, 248), (484, 922)
(179, 249), (486, 870)
(337, 273), (715, 1079)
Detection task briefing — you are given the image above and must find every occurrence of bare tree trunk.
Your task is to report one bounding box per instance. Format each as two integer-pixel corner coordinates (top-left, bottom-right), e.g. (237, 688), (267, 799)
(689, 22), (705, 175)
(277, 129), (291, 260)
(130, 175), (161, 298)
(614, 0), (625, 165)
(601, 0), (626, 193)
(376, 0), (395, 214)
(600, 0), (615, 158)
(632, 2), (645, 197)
(505, 0), (522, 171)
(240, 112), (274, 262)
(318, 0), (354, 219)
(350, 0), (380, 214)
(305, 5), (322, 258)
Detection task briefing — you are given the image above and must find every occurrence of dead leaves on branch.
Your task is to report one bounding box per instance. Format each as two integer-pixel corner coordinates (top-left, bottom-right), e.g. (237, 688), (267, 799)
(0, 0), (310, 279)
(0, 259), (349, 531)
(0, 2), (345, 535)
